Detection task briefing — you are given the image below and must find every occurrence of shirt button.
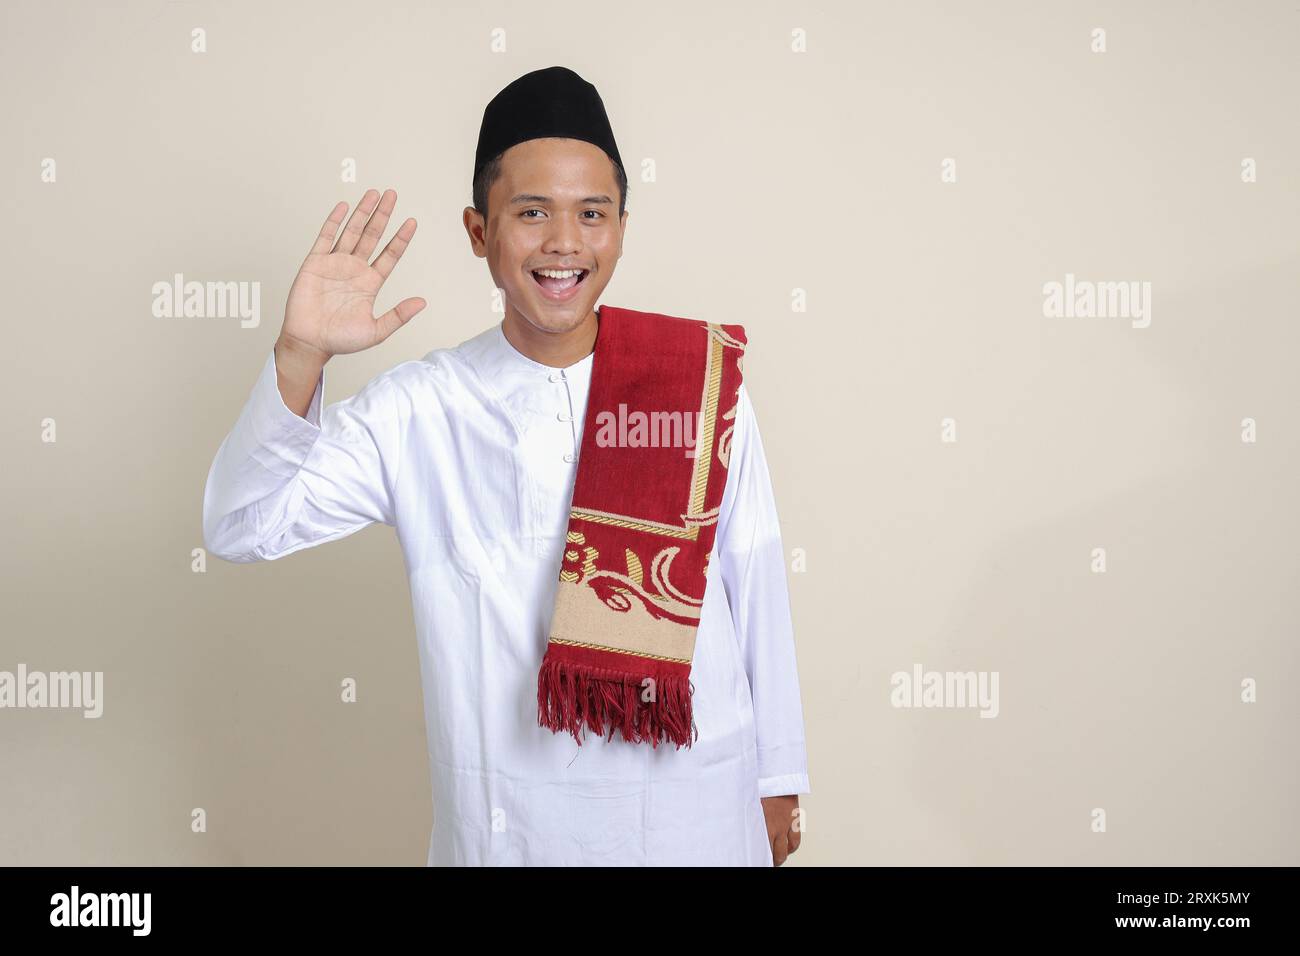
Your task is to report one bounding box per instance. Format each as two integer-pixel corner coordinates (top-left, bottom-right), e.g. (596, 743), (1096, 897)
(548, 373), (563, 383)
(563, 452), (576, 463)
(557, 411), (573, 422)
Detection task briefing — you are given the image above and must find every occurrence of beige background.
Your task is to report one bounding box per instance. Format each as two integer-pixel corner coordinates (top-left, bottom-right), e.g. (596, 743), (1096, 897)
(2, 0), (1296, 865)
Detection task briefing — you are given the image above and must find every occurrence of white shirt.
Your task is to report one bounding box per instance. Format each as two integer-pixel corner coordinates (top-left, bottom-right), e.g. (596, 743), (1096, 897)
(202, 320), (810, 865)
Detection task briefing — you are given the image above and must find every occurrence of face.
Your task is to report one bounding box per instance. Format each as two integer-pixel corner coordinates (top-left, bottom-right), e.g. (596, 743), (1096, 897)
(464, 137), (627, 336)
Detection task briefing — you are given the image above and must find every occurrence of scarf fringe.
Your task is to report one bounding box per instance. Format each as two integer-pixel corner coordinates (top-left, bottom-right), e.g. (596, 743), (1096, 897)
(537, 657), (697, 749)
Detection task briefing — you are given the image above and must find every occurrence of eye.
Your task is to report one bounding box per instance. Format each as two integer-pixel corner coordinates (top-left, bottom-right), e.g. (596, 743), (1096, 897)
(582, 210), (604, 219)
(521, 208), (544, 219)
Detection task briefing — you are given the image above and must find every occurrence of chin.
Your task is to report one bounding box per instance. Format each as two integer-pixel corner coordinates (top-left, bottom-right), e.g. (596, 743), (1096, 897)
(515, 296), (594, 335)
(532, 315), (590, 336)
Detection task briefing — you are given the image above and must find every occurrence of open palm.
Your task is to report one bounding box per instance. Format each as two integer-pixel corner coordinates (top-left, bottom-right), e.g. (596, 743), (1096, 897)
(281, 188), (426, 360)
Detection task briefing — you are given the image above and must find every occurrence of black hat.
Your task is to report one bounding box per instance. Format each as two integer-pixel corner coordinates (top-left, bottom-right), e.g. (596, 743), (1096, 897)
(473, 66), (624, 185)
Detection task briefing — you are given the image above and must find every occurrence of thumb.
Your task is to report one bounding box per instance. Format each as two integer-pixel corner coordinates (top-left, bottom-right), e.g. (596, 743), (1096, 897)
(375, 296), (427, 343)
(770, 830), (789, 867)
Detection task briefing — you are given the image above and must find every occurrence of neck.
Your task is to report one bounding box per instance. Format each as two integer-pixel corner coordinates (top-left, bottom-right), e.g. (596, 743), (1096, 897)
(502, 307), (599, 369)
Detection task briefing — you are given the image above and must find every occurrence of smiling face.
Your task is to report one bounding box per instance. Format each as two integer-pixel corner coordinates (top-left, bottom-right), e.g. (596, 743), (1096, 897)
(464, 137), (628, 338)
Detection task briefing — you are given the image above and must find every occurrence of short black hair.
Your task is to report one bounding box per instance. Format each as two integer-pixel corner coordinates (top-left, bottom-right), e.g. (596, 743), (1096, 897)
(472, 151), (628, 221)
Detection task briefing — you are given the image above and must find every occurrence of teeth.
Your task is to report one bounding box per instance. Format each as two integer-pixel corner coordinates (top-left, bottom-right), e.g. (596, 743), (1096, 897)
(533, 268), (584, 279)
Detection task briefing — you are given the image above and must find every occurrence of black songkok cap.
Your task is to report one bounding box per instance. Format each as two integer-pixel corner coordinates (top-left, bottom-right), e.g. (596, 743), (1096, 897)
(473, 66), (624, 185)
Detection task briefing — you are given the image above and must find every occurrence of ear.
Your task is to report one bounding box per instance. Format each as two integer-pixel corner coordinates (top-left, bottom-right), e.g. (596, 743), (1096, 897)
(462, 206), (488, 257)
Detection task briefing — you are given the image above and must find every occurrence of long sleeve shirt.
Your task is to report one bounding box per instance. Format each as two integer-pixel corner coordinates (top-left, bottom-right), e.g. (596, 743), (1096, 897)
(201, 319), (810, 865)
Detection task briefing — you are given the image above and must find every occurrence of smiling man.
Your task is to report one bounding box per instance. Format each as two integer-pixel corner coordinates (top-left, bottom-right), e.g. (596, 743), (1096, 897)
(202, 66), (809, 866)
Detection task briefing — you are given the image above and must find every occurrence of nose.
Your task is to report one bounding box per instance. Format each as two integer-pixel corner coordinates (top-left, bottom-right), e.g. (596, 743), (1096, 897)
(541, 214), (583, 256)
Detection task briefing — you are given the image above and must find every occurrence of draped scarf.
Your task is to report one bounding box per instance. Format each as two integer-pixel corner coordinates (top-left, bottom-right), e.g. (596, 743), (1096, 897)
(537, 305), (747, 748)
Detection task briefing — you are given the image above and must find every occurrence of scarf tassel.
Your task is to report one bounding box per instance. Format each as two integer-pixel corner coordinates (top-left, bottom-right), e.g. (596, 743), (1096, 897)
(537, 657), (696, 749)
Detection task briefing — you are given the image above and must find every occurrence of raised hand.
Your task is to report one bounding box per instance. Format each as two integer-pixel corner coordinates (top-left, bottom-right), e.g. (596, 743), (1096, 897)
(280, 188), (427, 364)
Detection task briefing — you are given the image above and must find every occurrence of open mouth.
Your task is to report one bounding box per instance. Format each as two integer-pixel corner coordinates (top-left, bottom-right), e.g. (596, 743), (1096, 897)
(530, 267), (589, 300)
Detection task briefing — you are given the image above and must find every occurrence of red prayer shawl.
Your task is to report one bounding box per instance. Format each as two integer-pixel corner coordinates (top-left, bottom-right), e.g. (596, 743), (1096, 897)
(537, 305), (747, 749)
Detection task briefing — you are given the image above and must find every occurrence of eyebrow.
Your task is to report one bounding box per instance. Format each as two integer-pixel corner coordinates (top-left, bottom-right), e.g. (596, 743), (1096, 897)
(509, 193), (614, 206)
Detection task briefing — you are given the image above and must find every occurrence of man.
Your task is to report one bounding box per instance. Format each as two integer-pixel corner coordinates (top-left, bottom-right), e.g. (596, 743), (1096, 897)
(202, 66), (809, 866)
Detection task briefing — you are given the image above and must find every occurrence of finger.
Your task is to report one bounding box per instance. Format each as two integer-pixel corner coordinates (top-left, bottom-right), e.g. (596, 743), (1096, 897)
(332, 188), (381, 255)
(371, 217), (418, 280)
(771, 831), (789, 867)
(353, 188), (397, 260)
(308, 201), (348, 256)
(787, 822), (802, 854)
(374, 296), (427, 343)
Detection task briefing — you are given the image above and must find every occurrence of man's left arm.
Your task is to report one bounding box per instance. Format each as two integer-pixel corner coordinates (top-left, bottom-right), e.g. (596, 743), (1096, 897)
(715, 381), (810, 865)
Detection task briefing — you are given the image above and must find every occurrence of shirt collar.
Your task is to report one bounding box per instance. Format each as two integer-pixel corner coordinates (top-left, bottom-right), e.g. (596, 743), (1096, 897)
(463, 319), (594, 382)
(457, 320), (595, 431)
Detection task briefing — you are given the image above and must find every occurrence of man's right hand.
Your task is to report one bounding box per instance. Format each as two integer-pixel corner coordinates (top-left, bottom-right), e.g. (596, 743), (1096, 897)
(275, 188), (426, 416)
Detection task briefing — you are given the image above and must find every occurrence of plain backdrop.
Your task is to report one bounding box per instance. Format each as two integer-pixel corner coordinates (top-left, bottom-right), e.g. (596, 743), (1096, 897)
(1, 0), (1296, 865)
